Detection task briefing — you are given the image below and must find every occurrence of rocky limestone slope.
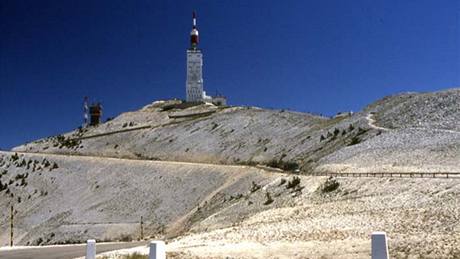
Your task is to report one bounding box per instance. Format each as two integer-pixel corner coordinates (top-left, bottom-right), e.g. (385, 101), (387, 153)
(167, 176), (460, 258)
(316, 88), (460, 173)
(2, 151), (459, 258)
(0, 151), (286, 246)
(13, 88), (460, 174)
(2, 87), (460, 258)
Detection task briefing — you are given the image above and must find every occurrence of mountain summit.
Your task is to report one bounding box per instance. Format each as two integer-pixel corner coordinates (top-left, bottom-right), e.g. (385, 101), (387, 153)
(1, 88), (460, 257)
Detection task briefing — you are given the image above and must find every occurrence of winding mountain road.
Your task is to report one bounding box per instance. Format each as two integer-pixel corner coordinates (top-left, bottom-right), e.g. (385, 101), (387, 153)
(365, 112), (389, 131)
(366, 112), (460, 134)
(0, 241), (147, 259)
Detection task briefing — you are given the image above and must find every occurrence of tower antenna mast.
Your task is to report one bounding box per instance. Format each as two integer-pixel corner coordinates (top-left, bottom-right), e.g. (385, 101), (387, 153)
(83, 96), (89, 128)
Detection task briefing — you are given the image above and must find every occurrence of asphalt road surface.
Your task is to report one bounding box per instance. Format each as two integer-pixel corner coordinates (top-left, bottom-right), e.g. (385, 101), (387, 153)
(0, 241), (147, 259)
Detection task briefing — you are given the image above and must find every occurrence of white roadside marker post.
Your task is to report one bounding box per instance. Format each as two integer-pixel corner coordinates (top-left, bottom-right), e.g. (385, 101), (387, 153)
(371, 231), (389, 259)
(149, 241), (166, 259)
(86, 239), (96, 259)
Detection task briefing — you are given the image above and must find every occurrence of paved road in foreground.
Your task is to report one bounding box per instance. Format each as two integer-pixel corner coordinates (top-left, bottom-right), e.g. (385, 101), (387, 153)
(0, 241), (147, 259)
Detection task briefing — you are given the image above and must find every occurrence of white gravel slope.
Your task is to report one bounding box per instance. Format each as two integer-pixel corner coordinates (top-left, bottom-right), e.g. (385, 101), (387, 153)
(13, 88), (460, 174)
(166, 176), (460, 258)
(87, 176), (460, 258)
(0, 151), (283, 246)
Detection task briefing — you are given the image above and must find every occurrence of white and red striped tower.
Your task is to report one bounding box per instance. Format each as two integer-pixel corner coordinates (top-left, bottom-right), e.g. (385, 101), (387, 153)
(190, 11), (199, 49)
(186, 11), (204, 102)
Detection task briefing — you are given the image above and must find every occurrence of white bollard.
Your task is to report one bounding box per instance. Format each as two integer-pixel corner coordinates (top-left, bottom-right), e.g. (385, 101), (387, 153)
(86, 239), (96, 259)
(371, 231), (389, 259)
(149, 240), (166, 259)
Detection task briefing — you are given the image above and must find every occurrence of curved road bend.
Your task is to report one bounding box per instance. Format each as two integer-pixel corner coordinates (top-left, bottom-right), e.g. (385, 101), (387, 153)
(0, 241), (147, 259)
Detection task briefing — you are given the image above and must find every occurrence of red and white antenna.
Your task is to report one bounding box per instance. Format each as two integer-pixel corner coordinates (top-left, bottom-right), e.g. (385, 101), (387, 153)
(190, 11), (199, 48)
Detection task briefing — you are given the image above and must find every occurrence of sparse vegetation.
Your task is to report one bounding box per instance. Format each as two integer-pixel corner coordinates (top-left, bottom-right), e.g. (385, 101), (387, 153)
(56, 135), (65, 143)
(357, 127), (367, 135)
(50, 162), (59, 170)
(322, 177), (340, 193)
(59, 239), (81, 245)
(348, 124), (355, 131)
(61, 138), (80, 149)
(34, 237), (44, 246)
(20, 178), (27, 187)
(348, 136), (361, 146)
(286, 176), (300, 189)
(263, 192), (274, 205)
(15, 173), (26, 181)
(19, 159), (27, 167)
(119, 234), (133, 242)
(266, 159), (299, 172)
(43, 159), (51, 168)
(250, 181), (261, 193)
(237, 160), (257, 166)
(0, 180), (7, 192)
(333, 128), (340, 136)
(233, 193), (243, 200)
(278, 178), (286, 186)
(54, 135), (80, 149)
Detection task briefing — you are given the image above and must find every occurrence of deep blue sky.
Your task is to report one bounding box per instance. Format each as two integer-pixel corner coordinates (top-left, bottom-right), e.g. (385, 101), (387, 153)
(1, 0), (459, 149)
